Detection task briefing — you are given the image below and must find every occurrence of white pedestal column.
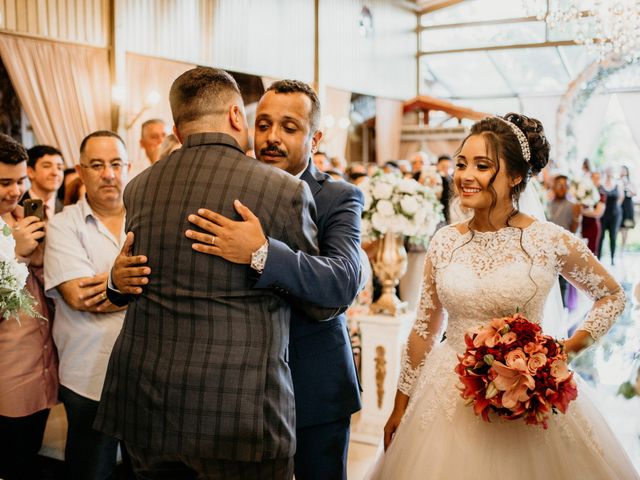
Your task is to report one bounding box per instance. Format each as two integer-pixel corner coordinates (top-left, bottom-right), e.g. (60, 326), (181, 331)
(351, 311), (415, 444)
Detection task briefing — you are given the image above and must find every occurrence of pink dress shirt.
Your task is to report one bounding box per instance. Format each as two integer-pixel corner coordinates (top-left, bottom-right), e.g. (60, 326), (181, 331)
(0, 261), (58, 417)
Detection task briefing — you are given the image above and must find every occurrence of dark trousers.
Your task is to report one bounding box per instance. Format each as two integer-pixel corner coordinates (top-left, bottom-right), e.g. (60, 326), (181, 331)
(0, 409), (50, 480)
(59, 385), (120, 480)
(294, 417), (351, 480)
(598, 213), (621, 263)
(125, 444), (293, 480)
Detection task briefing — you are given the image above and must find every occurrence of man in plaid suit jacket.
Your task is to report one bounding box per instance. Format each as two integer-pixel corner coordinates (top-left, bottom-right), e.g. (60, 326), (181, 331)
(94, 67), (318, 478)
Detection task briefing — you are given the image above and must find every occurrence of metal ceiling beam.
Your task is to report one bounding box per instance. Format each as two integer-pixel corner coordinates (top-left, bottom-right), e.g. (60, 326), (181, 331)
(420, 15), (540, 31)
(420, 39), (578, 56)
(417, 0), (465, 14)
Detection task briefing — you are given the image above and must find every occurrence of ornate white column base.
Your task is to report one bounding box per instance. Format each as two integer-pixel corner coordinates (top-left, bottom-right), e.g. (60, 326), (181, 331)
(351, 311), (415, 445)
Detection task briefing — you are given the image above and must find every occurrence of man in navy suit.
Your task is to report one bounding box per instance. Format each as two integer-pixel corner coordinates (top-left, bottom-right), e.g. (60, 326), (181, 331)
(110, 80), (364, 479)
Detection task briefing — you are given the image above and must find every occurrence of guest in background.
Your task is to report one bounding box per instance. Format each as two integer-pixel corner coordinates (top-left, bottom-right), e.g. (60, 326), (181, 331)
(548, 174), (581, 306)
(436, 154), (453, 224)
(57, 167), (79, 203)
(20, 145), (65, 218)
(157, 133), (181, 161)
(397, 159), (412, 178)
(313, 151), (330, 172)
(129, 119), (167, 178)
(63, 176), (86, 206)
(44, 131), (130, 479)
(409, 151), (428, 182)
(330, 155), (347, 174)
(598, 167), (624, 264)
(0, 134), (57, 480)
(581, 171), (606, 255)
(619, 165), (636, 253)
(139, 118), (166, 165)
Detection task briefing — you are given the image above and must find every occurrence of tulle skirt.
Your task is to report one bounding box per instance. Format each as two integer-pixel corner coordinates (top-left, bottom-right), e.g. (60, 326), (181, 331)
(366, 340), (639, 480)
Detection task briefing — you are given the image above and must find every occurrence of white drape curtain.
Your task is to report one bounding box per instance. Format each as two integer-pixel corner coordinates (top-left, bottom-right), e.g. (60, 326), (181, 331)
(574, 94), (611, 168)
(521, 95), (562, 163)
(375, 98), (403, 165)
(321, 87), (351, 159)
(617, 92), (640, 153)
(125, 53), (195, 171)
(0, 34), (111, 167)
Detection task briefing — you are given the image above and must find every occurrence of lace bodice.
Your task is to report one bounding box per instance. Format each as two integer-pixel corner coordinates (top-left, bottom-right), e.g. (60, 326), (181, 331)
(398, 221), (626, 396)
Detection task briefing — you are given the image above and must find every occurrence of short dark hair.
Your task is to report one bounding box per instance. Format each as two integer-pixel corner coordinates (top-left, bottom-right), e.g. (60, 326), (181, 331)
(169, 67), (241, 127)
(266, 80), (321, 132)
(554, 174), (568, 183)
(141, 118), (165, 135)
(27, 145), (63, 168)
(0, 133), (28, 165)
(437, 154), (452, 163)
(79, 130), (126, 155)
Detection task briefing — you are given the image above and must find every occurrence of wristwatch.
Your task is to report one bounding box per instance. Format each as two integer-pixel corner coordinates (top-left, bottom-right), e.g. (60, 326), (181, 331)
(250, 240), (269, 274)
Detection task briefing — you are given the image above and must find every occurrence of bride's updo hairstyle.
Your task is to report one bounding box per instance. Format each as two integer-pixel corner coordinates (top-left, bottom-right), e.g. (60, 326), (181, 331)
(460, 112), (550, 212)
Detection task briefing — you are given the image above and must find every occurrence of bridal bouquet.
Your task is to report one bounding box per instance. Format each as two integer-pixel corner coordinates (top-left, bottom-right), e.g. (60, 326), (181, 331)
(360, 171), (443, 247)
(455, 313), (578, 429)
(570, 178), (600, 208)
(0, 221), (37, 325)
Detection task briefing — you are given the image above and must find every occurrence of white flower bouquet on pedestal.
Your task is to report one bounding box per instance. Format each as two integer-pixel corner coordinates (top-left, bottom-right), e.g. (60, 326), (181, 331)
(359, 171), (443, 315)
(360, 171), (443, 248)
(0, 220), (38, 325)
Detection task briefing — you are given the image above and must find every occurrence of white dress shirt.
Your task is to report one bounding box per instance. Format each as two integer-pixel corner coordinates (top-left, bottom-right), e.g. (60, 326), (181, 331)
(44, 196), (126, 401)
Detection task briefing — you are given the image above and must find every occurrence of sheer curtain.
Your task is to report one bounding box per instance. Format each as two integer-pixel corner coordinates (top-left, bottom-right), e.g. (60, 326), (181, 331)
(125, 53), (195, 171)
(0, 34), (111, 167)
(617, 92), (640, 153)
(375, 98), (403, 165)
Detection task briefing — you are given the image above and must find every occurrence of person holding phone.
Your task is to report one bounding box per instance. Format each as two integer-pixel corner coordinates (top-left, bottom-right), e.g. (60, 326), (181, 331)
(0, 133), (58, 480)
(19, 145), (65, 220)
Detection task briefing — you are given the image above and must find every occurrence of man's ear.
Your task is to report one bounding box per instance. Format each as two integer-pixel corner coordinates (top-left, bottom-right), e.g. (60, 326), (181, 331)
(311, 130), (323, 153)
(27, 166), (35, 181)
(229, 104), (244, 132)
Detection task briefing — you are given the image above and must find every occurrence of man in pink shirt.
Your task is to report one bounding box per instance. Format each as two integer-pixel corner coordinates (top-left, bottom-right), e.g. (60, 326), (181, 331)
(0, 133), (58, 480)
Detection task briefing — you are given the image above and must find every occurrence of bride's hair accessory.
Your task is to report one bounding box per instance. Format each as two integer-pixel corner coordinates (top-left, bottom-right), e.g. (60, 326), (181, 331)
(500, 118), (531, 163)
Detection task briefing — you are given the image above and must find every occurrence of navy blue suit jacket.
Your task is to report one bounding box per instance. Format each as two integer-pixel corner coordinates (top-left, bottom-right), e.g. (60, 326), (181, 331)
(255, 162), (364, 428)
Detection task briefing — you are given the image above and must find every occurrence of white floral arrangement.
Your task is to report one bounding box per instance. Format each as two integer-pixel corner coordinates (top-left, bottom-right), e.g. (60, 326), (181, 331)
(360, 171), (443, 247)
(570, 178), (600, 208)
(0, 219), (38, 325)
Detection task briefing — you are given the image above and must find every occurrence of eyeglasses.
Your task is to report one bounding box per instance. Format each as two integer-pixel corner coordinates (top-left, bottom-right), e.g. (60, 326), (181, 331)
(80, 161), (128, 173)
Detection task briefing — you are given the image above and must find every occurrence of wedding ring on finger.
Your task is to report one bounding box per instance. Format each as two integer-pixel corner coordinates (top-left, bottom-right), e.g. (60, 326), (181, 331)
(210, 235), (216, 246)
(101, 292), (107, 301)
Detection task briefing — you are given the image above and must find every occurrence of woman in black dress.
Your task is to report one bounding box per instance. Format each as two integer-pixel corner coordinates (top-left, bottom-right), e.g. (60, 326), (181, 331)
(598, 167), (624, 264)
(619, 165), (636, 252)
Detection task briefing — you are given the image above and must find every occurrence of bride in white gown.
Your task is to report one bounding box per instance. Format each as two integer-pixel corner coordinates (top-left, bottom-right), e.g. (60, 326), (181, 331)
(368, 113), (639, 480)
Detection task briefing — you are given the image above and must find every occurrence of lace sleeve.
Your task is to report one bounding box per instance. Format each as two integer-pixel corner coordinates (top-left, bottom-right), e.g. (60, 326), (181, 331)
(397, 244), (445, 397)
(557, 230), (626, 340)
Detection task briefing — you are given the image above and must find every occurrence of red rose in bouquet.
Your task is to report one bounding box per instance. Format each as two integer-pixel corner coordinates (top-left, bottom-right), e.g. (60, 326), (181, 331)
(454, 313), (578, 429)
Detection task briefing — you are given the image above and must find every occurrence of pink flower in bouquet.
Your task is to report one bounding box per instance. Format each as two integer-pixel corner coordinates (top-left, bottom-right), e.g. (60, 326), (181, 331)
(473, 317), (507, 348)
(527, 353), (548, 374)
(501, 332), (517, 345)
(550, 359), (571, 383)
(492, 356), (535, 409)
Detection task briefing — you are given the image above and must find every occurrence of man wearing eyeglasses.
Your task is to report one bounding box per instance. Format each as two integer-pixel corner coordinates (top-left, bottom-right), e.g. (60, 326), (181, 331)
(43, 130), (133, 479)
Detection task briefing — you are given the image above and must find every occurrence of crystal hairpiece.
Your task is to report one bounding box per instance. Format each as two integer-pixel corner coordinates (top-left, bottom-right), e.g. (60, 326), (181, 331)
(500, 118), (531, 163)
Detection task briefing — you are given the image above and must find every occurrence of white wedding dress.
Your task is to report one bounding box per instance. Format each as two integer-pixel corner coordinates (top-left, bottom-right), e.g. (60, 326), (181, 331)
(368, 221), (639, 480)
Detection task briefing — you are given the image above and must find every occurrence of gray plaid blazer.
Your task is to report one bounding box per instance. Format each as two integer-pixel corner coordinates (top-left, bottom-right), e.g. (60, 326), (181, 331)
(94, 132), (318, 462)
